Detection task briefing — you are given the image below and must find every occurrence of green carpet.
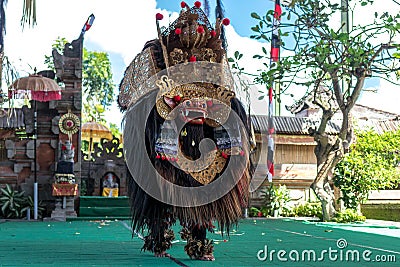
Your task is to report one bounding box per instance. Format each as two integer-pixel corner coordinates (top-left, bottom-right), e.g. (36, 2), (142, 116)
(0, 219), (399, 266)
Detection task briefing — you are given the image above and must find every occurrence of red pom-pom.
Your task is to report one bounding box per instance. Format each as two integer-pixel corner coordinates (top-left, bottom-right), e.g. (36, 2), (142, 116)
(240, 150), (245, 156)
(210, 30), (217, 37)
(161, 155), (166, 161)
(194, 1), (201, 8)
(156, 13), (164, 20)
(206, 100), (213, 107)
(197, 25), (204, 34)
(174, 95), (181, 102)
(221, 152), (228, 159)
(156, 154), (161, 159)
(222, 18), (230, 26)
(175, 28), (182, 35)
(189, 55), (197, 62)
(181, 1), (187, 8)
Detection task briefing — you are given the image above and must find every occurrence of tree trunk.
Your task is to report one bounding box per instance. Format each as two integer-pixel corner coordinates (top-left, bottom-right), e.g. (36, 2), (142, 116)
(311, 149), (341, 221)
(310, 129), (345, 221)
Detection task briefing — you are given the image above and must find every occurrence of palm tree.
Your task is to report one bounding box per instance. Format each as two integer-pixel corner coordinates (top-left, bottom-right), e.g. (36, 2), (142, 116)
(0, 0), (36, 89)
(0, 0), (8, 89)
(21, 0), (37, 28)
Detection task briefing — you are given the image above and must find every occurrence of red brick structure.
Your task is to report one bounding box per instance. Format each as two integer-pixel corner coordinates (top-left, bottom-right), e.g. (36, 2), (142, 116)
(0, 36), (84, 215)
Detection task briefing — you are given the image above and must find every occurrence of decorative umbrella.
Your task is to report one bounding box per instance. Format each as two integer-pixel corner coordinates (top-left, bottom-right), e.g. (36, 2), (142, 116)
(81, 121), (113, 159)
(9, 74), (62, 102)
(8, 73), (62, 220)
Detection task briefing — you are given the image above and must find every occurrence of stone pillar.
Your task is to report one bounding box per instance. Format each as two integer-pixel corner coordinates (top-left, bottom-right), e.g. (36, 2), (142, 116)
(50, 36), (84, 218)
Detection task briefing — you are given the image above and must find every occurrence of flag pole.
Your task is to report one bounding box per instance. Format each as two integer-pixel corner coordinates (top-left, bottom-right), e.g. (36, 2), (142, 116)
(80, 14), (95, 38)
(33, 99), (38, 220)
(266, 0), (282, 182)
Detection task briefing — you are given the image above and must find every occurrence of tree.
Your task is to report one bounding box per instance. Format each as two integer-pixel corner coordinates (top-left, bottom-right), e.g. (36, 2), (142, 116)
(81, 48), (115, 123)
(45, 37), (116, 125)
(334, 129), (400, 209)
(1, 0), (36, 91)
(249, 0), (400, 220)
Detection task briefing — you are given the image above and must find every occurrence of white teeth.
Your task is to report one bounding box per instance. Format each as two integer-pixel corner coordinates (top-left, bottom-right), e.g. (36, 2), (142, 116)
(185, 110), (189, 116)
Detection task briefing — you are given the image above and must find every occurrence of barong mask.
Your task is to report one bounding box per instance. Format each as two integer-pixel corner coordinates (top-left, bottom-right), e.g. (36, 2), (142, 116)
(119, 3), (248, 186)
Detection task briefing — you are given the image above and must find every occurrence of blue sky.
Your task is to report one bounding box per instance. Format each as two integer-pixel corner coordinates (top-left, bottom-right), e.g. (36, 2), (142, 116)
(156, 0), (275, 37)
(86, 0), (275, 98)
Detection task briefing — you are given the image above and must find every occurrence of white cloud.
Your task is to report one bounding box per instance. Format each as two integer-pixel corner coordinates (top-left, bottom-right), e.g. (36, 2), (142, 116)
(4, 0), (160, 71)
(358, 79), (400, 115)
(107, 22), (279, 125)
(3, 0), (178, 127)
(223, 25), (270, 115)
(331, 1), (400, 115)
(3, 0), (399, 128)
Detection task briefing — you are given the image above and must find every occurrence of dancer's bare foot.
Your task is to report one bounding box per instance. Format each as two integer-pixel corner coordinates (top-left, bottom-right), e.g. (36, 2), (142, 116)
(154, 251), (170, 257)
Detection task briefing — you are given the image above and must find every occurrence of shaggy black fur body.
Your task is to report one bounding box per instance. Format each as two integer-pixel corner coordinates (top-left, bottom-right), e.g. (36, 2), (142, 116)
(124, 91), (253, 254)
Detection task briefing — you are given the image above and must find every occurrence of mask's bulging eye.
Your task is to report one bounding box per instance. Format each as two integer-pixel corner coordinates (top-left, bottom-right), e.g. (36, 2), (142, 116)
(186, 100), (191, 107)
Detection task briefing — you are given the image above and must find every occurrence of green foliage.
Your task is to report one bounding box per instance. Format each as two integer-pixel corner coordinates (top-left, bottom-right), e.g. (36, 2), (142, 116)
(0, 185), (28, 219)
(249, 200), (323, 219)
(271, 184), (291, 213)
(24, 195), (46, 219)
(249, 206), (269, 217)
(0, 185), (46, 219)
(333, 209), (366, 223)
(292, 201), (323, 219)
(261, 184), (291, 216)
(82, 48), (115, 122)
(334, 130), (400, 209)
(109, 123), (122, 139)
(248, 0), (400, 102)
(250, 187), (323, 219)
(44, 37), (69, 70)
(260, 183), (274, 210)
(245, 1), (400, 221)
(45, 37), (115, 124)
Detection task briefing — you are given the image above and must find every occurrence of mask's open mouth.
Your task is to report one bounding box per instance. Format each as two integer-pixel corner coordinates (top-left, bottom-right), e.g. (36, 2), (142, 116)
(179, 108), (207, 124)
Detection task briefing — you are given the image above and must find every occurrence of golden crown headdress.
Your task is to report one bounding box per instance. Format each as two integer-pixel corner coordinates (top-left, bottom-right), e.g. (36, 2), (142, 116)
(118, 1), (235, 117)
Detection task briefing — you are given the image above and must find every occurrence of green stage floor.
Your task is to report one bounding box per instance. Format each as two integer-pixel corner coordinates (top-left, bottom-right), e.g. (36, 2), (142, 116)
(0, 218), (399, 266)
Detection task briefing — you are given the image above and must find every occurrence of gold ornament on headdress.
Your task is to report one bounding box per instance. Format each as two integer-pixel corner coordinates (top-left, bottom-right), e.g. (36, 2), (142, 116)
(118, 2), (235, 113)
(155, 75), (234, 126)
